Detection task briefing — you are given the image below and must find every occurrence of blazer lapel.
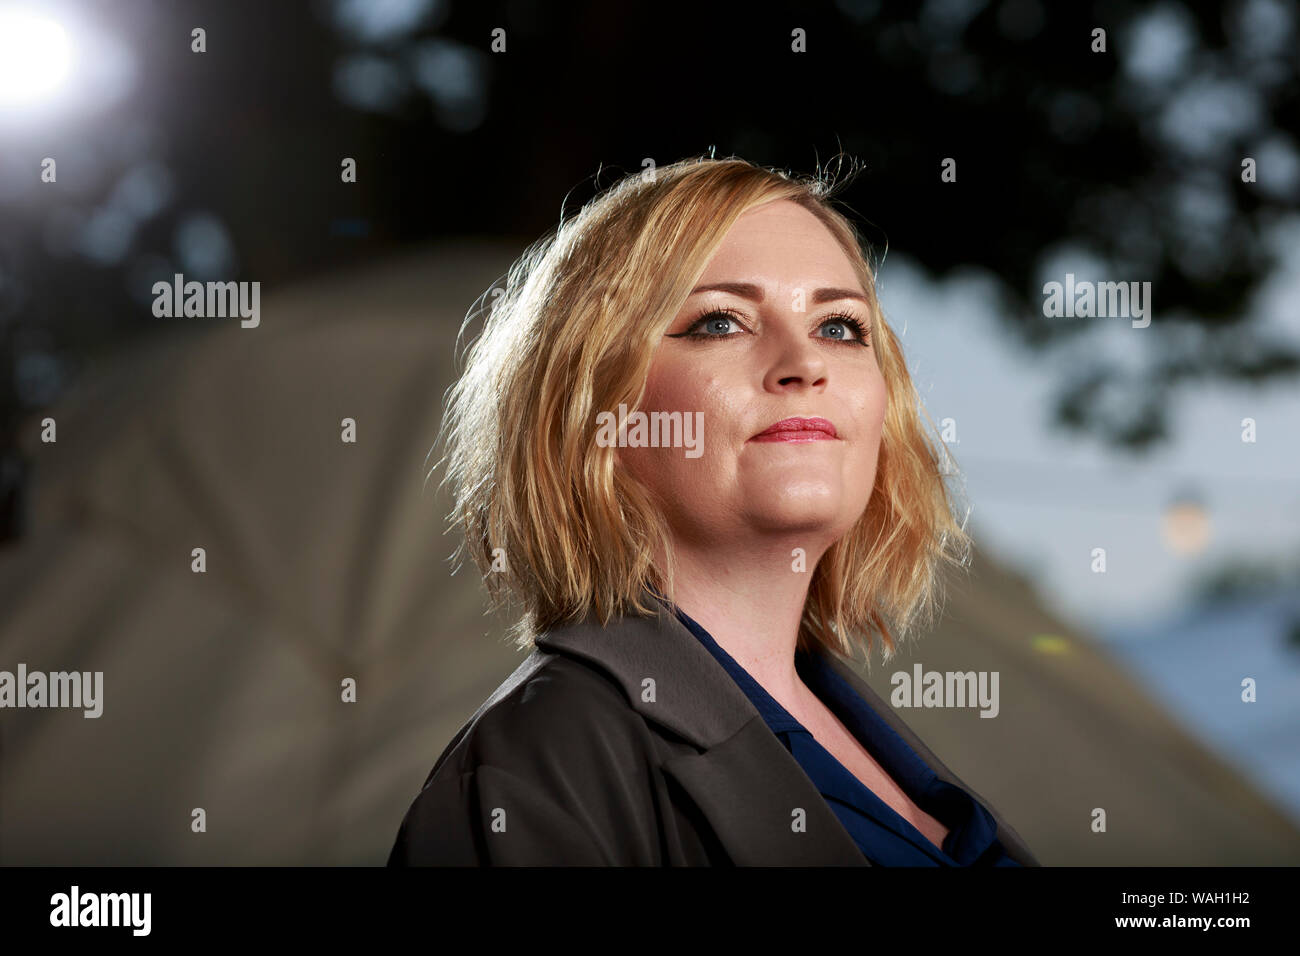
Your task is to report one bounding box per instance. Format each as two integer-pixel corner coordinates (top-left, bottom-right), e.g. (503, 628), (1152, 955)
(533, 598), (869, 865)
(659, 717), (870, 865)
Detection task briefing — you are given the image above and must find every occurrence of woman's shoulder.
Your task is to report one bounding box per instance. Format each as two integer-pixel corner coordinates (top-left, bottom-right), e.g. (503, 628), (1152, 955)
(425, 648), (652, 783)
(390, 648), (662, 865)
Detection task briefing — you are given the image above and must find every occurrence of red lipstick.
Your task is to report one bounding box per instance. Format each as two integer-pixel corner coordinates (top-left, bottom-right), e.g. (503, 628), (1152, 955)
(751, 417), (838, 442)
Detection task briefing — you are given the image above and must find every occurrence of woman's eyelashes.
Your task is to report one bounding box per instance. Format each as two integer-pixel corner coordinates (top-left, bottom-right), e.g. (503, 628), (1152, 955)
(666, 306), (871, 346)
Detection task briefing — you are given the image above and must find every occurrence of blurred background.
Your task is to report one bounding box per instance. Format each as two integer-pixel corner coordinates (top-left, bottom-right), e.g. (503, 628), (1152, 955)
(1, 0), (1298, 864)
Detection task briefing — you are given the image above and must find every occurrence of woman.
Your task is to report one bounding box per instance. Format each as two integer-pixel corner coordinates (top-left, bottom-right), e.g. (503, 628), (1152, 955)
(388, 155), (1038, 866)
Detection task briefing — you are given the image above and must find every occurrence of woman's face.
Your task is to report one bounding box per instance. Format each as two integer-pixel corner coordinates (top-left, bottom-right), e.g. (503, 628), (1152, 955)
(618, 198), (888, 554)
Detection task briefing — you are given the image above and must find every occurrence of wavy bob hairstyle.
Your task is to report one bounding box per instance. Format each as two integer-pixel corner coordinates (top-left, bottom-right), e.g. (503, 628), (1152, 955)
(434, 154), (972, 664)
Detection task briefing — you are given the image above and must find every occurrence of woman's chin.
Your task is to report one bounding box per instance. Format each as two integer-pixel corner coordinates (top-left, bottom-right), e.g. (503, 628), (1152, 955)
(742, 497), (848, 535)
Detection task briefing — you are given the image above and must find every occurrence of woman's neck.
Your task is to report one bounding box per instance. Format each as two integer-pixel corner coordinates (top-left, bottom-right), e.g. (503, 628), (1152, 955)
(660, 536), (830, 710)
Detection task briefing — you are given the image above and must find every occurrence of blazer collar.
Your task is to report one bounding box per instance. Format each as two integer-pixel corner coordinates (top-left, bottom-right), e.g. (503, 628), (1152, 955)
(534, 592), (760, 749)
(534, 592), (868, 864)
(532, 591), (1039, 867)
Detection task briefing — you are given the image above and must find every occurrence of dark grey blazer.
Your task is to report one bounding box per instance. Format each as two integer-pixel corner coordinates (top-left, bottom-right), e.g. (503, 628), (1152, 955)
(388, 598), (1039, 866)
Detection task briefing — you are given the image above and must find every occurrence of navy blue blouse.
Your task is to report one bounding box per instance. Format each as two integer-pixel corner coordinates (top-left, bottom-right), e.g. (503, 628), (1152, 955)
(670, 605), (1020, 867)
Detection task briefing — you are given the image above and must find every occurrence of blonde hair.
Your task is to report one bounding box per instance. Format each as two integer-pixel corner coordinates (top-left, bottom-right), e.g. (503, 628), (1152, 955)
(434, 154), (972, 665)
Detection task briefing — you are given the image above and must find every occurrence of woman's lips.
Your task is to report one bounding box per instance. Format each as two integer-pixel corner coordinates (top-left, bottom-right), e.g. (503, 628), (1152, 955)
(751, 417), (838, 442)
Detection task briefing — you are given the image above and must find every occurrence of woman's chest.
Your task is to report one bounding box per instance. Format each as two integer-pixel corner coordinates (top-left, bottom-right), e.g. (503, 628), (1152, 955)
(801, 706), (951, 852)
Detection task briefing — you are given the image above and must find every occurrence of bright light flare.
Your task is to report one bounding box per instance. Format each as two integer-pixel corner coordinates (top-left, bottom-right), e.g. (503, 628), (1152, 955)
(0, 10), (72, 107)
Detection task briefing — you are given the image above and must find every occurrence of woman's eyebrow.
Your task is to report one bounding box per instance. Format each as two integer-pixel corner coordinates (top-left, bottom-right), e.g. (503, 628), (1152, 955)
(689, 281), (868, 304)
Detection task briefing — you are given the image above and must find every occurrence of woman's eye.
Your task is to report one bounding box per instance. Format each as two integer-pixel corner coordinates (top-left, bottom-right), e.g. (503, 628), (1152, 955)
(667, 309), (746, 339)
(817, 315), (871, 345)
(696, 313), (739, 335)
